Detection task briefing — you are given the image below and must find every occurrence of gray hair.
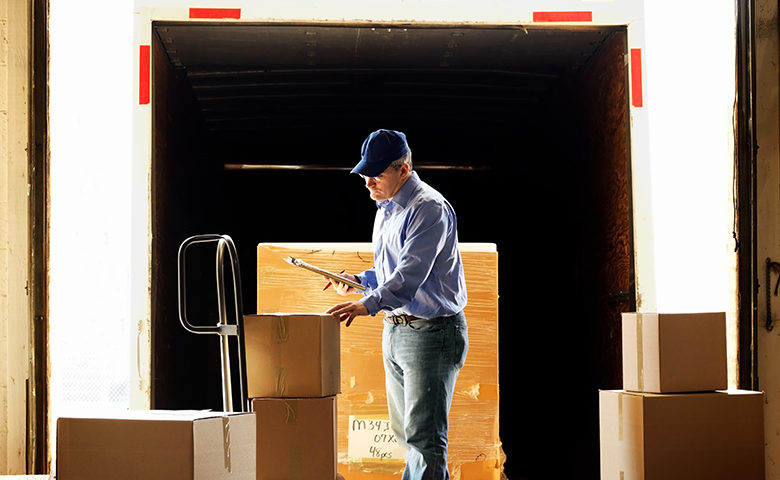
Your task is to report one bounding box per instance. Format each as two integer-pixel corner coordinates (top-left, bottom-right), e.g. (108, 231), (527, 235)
(389, 151), (413, 170)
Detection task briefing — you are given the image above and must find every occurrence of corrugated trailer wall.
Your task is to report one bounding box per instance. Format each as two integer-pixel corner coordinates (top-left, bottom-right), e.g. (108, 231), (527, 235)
(551, 29), (633, 474)
(567, 30), (632, 392)
(581, 30), (633, 393)
(151, 33), (229, 411)
(495, 29), (632, 476)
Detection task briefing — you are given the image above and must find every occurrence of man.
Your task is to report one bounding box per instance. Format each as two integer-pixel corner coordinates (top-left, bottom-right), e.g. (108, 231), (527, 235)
(326, 129), (469, 480)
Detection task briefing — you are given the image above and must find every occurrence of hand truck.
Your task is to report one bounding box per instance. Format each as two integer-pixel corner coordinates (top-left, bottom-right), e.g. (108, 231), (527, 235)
(177, 233), (249, 413)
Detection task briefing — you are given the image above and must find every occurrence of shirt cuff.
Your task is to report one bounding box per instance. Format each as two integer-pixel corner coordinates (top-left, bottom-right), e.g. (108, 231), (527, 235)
(360, 295), (381, 316)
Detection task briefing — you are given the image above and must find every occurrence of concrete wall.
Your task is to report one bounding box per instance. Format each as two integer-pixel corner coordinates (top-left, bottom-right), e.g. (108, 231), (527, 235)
(0, 0), (31, 474)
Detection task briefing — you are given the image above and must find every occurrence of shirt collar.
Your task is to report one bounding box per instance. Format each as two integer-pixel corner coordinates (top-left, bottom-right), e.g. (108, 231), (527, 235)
(381, 170), (419, 209)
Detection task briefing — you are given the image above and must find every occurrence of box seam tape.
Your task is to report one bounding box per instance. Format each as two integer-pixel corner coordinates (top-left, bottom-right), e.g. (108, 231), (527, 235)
(618, 393), (625, 480)
(618, 391), (624, 441)
(222, 415), (232, 473)
(276, 315), (290, 343)
(636, 313), (644, 391)
(276, 316), (289, 395)
(276, 366), (288, 396)
(284, 400), (298, 425)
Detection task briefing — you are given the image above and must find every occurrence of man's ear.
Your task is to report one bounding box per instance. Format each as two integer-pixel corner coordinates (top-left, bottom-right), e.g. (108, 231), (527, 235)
(401, 162), (411, 178)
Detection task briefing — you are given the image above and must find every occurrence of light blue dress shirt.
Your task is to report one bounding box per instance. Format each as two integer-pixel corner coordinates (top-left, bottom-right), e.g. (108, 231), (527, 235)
(356, 171), (467, 318)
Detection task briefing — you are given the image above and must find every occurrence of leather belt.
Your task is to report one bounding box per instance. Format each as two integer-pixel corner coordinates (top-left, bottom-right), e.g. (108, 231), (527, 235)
(387, 314), (420, 325)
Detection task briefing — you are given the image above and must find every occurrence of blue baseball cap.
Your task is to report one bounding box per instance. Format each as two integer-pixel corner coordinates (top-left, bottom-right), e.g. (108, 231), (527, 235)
(351, 129), (409, 177)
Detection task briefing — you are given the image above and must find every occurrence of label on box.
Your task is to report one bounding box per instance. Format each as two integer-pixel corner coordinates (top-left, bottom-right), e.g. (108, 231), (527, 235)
(347, 415), (406, 462)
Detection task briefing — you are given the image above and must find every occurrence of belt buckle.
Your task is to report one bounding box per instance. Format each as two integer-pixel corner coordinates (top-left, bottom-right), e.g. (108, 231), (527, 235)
(391, 314), (409, 325)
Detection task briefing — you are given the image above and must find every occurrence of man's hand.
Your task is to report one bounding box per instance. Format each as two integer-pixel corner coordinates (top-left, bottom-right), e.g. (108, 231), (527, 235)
(327, 301), (368, 327)
(322, 272), (359, 295)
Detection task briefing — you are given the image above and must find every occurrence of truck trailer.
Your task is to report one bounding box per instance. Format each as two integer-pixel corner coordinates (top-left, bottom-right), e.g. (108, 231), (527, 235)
(131, 3), (647, 479)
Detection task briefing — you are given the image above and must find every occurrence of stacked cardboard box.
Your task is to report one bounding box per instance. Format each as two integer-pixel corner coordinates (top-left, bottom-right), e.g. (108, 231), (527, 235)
(599, 312), (765, 480)
(256, 242), (503, 480)
(243, 313), (340, 479)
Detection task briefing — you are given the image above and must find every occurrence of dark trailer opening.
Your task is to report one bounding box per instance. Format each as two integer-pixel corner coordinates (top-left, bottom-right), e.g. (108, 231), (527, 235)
(149, 22), (634, 480)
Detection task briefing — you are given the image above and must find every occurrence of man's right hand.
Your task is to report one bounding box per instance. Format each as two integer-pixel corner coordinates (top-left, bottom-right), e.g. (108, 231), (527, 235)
(326, 300), (368, 327)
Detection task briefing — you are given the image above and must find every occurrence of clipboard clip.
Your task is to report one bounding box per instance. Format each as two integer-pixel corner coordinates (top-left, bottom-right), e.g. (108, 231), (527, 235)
(284, 256), (303, 267)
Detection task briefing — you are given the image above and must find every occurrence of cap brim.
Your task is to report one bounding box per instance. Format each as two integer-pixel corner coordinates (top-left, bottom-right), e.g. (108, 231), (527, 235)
(350, 159), (385, 177)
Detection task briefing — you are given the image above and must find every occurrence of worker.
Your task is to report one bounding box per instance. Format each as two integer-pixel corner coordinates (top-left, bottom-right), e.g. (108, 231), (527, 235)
(325, 129), (469, 480)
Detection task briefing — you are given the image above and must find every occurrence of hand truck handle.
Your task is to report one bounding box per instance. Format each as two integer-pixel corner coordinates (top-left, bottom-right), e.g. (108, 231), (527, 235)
(177, 234), (243, 333)
(177, 233), (249, 412)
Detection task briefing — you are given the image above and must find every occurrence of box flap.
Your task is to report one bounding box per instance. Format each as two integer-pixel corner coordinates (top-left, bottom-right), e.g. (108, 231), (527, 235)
(192, 413), (256, 480)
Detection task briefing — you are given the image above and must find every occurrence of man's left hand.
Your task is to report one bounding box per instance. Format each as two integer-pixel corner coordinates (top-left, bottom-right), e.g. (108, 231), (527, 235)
(326, 301), (368, 327)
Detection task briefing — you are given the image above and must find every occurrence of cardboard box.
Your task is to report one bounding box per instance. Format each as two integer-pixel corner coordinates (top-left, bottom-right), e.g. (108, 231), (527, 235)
(622, 312), (727, 393)
(56, 410), (256, 480)
(244, 313), (340, 398)
(252, 396), (337, 480)
(599, 389), (765, 480)
(257, 243), (503, 480)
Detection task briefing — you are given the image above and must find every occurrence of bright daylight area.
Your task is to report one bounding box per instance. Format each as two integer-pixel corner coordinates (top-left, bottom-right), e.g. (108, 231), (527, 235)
(48, 0), (135, 423)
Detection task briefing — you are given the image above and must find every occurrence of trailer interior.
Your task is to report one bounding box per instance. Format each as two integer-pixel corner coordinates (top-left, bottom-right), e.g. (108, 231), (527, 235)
(149, 22), (632, 479)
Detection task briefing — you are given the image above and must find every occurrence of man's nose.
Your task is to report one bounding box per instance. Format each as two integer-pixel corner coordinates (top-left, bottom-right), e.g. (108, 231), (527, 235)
(365, 177), (376, 186)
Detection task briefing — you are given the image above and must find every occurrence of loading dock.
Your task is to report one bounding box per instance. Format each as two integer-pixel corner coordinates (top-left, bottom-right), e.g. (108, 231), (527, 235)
(0, 0), (746, 477)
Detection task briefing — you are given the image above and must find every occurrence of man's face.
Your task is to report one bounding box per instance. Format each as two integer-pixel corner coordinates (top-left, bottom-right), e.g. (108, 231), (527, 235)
(361, 163), (410, 202)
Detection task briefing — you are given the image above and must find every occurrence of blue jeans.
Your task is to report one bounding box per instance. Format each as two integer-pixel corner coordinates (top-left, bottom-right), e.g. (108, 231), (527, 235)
(382, 312), (469, 480)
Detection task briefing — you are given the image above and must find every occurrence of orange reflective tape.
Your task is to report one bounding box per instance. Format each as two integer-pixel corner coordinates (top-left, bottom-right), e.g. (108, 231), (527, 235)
(631, 48), (644, 107)
(189, 8), (241, 19)
(533, 11), (593, 22)
(139, 45), (150, 105)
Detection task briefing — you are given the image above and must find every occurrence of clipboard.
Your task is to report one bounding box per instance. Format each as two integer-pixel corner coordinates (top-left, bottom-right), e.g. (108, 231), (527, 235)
(284, 256), (366, 291)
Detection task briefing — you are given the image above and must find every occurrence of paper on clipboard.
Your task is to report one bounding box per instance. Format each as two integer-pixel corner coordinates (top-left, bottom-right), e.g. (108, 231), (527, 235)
(284, 256), (366, 291)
